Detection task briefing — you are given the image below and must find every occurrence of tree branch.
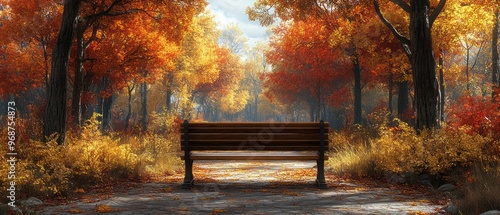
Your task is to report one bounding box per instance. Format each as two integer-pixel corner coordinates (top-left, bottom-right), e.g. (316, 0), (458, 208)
(84, 23), (99, 49)
(470, 40), (486, 72)
(373, 0), (411, 47)
(84, 0), (123, 20)
(430, 0), (447, 28)
(388, 0), (411, 13)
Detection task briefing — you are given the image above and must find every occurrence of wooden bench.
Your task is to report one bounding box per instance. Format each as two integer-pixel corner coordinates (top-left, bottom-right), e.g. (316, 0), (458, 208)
(180, 120), (329, 189)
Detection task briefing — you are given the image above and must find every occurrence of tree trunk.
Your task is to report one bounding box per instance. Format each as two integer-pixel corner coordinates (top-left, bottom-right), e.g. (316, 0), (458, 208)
(254, 90), (259, 121)
(374, 0), (444, 131)
(165, 72), (173, 111)
(439, 48), (445, 121)
(43, 0), (81, 145)
(388, 73), (394, 114)
(140, 79), (148, 131)
(42, 43), (50, 92)
(410, 0), (439, 131)
(398, 80), (409, 120)
(353, 55), (362, 125)
(166, 89), (172, 111)
(309, 102), (315, 122)
(71, 26), (85, 127)
(81, 73), (93, 122)
(465, 46), (470, 93)
(493, 9), (499, 100)
(125, 85), (134, 130)
(101, 93), (113, 132)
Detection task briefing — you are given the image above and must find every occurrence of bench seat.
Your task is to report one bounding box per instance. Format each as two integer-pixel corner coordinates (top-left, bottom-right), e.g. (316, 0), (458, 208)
(182, 151), (329, 160)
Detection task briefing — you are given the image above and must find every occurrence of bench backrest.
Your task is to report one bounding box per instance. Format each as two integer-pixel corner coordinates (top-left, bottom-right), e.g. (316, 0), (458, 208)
(180, 121), (329, 151)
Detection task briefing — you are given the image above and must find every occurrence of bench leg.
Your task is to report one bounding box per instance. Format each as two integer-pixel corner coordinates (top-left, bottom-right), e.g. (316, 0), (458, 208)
(182, 159), (194, 189)
(316, 159), (327, 189)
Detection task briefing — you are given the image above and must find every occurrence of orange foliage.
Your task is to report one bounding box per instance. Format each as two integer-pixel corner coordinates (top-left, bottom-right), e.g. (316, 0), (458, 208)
(264, 17), (351, 107)
(0, 0), (61, 98)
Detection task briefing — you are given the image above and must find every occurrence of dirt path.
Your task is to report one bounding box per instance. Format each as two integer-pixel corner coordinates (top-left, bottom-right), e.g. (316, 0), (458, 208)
(41, 161), (444, 214)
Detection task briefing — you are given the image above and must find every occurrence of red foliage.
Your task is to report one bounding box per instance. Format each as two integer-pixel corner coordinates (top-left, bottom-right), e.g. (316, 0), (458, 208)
(448, 95), (500, 139)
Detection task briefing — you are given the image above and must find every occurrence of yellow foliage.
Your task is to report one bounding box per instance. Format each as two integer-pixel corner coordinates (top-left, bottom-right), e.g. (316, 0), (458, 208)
(329, 120), (493, 177)
(373, 123), (491, 175)
(0, 113), (181, 199)
(65, 114), (139, 181)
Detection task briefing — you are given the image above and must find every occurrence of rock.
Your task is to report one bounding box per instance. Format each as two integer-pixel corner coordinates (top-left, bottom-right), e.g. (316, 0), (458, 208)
(0, 204), (22, 214)
(385, 173), (406, 184)
(438, 183), (456, 192)
(480, 210), (500, 215)
(20, 197), (43, 206)
(443, 204), (459, 215)
(10, 206), (23, 214)
(416, 174), (432, 186)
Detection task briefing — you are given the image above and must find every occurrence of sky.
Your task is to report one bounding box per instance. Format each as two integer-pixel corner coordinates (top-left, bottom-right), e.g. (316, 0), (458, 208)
(207, 0), (270, 49)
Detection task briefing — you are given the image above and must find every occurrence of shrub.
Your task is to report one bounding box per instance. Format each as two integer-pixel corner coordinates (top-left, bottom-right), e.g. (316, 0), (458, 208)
(456, 163), (500, 214)
(328, 119), (493, 179)
(448, 95), (500, 141)
(64, 114), (140, 184)
(0, 113), (181, 201)
(372, 123), (491, 175)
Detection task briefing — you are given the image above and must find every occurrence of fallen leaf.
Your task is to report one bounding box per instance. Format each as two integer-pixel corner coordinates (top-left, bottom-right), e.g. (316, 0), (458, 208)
(67, 209), (84, 213)
(95, 204), (118, 213)
(210, 208), (228, 214)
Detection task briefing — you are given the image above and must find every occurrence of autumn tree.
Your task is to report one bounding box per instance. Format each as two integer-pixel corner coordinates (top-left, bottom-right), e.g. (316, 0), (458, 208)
(167, 11), (221, 120)
(219, 23), (248, 55)
(374, 0), (446, 131)
(489, 0), (500, 100)
(0, 0), (61, 107)
(427, 0), (493, 122)
(249, 0), (377, 124)
(264, 17), (351, 122)
(70, 0), (206, 127)
(196, 46), (249, 121)
(43, 0), (206, 144)
(242, 43), (268, 121)
(84, 14), (178, 131)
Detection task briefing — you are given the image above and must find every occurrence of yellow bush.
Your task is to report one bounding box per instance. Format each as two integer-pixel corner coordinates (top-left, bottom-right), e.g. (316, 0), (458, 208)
(65, 114), (139, 182)
(372, 123), (491, 175)
(0, 113), (181, 200)
(328, 120), (493, 177)
(0, 134), (72, 198)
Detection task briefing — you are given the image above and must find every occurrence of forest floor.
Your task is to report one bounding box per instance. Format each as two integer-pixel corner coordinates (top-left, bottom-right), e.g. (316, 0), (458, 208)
(39, 161), (448, 215)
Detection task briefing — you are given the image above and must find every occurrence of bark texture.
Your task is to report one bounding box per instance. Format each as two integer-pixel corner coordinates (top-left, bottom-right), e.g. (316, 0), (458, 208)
(43, 0), (81, 144)
(353, 55), (362, 125)
(493, 10), (499, 100)
(410, 0), (439, 131)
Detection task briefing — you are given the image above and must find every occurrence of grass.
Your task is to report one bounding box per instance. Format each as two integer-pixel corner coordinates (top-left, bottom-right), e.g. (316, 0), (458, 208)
(328, 143), (379, 178)
(456, 163), (500, 214)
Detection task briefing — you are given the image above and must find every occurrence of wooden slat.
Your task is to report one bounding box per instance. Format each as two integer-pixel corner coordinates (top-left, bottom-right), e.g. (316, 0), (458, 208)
(181, 133), (328, 141)
(182, 146), (330, 151)
(183, 127), (329, 134)
(182, 140), (329, 145)
(181, 122), (329, 128)
(180, 152), (329, 160)
(180, 140), (329, 146)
